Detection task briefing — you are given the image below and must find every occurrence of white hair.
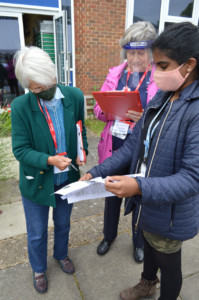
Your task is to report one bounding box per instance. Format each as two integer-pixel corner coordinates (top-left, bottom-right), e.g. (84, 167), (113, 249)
(120, 21), (157, 61)
(14, 46), (56, 88)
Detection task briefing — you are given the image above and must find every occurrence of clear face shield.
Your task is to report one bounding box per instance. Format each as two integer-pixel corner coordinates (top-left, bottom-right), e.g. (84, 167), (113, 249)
(123, 40), (153, 88)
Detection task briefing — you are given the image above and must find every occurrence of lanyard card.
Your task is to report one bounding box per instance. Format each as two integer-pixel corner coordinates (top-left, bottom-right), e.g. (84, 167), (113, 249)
(140, 163), (146, 177)
(54, 165), (69, 174)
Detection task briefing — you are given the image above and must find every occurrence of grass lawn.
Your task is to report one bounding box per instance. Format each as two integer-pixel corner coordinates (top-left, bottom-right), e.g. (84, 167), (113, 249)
(85, 118), (105, 137)
(0, 112), (11, 137)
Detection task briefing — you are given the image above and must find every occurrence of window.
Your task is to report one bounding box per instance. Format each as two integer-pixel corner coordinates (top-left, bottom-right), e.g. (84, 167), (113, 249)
(62, 0), (72, 68)
(168, 0), (193, 18)
(133, 0), (161, 30)
(127, 0), (199, 33)
(0, 16), (23, 104)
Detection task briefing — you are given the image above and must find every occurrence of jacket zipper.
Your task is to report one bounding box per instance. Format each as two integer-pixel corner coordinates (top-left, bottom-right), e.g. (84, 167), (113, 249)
(124, 106), (156, 215)
(124, 159), (140, 212)
(134, 100), (174, 231)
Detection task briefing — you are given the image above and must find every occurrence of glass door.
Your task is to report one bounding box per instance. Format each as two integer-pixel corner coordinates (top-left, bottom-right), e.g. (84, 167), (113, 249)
(53, 10), (71, 86)
(0, 12), (25, 106)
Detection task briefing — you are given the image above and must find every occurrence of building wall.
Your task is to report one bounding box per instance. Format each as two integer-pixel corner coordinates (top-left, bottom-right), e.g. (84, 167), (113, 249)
(74, 0), (126, 95)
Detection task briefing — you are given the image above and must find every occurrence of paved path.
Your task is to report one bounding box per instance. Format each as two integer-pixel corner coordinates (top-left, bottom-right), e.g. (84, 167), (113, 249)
(0, 129), (199, 299)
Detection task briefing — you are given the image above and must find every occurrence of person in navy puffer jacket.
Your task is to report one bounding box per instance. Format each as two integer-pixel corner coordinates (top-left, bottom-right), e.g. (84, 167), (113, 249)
(80, 22), (199, 300)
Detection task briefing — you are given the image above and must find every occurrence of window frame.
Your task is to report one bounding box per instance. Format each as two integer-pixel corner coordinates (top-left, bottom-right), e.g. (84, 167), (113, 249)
(126, 0), (199, 33)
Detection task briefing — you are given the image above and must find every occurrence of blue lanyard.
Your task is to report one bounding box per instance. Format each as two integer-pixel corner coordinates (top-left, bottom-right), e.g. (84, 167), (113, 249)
(143, 94), (172, 161)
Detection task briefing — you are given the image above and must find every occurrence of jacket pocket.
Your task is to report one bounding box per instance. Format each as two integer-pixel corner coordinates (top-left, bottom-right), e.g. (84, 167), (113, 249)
(20, 167), (43, 198)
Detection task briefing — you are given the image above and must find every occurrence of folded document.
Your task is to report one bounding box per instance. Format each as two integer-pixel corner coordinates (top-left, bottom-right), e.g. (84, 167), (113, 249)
(55, 174), (143, 204)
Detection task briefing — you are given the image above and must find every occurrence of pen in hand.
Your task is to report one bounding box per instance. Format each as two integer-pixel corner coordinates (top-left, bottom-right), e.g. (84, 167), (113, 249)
(57, 152), (78, 171)
(70, 162), (78, 171)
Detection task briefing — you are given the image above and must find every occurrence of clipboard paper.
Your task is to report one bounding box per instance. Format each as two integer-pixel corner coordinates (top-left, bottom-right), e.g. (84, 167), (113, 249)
(93, 91), (142, 121)
(76, 120), (86, 162)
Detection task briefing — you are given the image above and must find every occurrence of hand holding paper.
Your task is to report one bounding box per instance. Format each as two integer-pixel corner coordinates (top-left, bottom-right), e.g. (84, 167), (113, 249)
(79, 172), (92, 181)
(76, 155), (86, 166)
(55, 177), (115, 203)
(55, 173), (143, 204)
(105, 175), (142, 198)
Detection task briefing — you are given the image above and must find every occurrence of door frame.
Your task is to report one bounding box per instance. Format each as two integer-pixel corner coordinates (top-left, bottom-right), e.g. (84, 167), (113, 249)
(53, 10), (69, 85)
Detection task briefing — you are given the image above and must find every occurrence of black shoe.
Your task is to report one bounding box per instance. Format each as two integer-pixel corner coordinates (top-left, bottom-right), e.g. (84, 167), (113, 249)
(59, 256), (75, 274)
(97, 239), (113, 255)
(33, 272), (48, 293)
(133, 247), (144, 263)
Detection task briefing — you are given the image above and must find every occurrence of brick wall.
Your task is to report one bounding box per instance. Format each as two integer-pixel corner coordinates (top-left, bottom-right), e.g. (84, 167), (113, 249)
(74, 0), (126, 95)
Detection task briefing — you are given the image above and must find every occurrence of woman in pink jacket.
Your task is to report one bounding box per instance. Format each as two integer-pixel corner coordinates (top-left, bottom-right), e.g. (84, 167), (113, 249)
(94, 21), (158, 263)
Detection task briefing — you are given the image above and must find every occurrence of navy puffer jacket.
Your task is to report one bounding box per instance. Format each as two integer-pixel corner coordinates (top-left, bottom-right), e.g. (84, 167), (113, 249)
(90, 80), (199, 241)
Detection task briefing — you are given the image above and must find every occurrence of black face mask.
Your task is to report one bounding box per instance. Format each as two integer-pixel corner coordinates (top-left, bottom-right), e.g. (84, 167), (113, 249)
(35, 84), (57, 101)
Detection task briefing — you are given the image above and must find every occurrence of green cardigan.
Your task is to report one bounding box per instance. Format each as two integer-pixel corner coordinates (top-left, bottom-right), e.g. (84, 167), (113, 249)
(11, 84), (88, 207)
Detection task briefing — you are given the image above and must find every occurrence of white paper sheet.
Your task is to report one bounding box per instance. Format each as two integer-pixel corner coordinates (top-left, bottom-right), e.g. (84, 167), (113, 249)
(76, 122), (85, 162)
(54, 166), (69, 174)
(55, 173), (144, 204)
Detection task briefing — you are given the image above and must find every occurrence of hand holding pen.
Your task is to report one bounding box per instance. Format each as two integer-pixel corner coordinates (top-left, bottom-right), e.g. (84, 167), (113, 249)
(47, 154), (72, 171)
(57, 152), (79, 171)
(47, 152), (79, 172)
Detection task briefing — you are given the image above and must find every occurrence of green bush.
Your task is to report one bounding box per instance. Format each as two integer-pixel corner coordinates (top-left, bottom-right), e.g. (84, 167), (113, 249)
(0, 112), (18, 180)
(0, 111), (105, 138)
(0, 112), (11, 137)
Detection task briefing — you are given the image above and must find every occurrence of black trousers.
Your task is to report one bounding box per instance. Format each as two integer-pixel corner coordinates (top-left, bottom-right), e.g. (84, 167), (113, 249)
(143, 237), (182, 300)
(103, 196), (144, 248)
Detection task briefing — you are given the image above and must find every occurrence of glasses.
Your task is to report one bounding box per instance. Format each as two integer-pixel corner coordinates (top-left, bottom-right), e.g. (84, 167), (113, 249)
(30, 87), (45, 94)
(30, 84), (55, 94)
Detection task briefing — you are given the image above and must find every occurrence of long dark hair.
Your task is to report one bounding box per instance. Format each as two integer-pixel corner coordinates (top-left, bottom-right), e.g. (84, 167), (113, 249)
(152, 22), (199, 76)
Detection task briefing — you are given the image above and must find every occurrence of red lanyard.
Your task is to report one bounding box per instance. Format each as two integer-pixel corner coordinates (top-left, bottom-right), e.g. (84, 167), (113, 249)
(37, 98), (59, 153)
(124, 69), (132, 91)
(125, 64), (151, 91)
(121, 120), (132, 126)
(120, 65), (150, 125)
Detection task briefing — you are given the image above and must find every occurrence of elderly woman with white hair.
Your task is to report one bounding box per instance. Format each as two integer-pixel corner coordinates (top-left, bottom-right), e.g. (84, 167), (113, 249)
(94, 21), (158, 262)
(11, 46), (88, 294)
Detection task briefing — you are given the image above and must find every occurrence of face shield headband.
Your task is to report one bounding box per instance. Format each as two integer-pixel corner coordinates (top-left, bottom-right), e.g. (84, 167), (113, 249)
(123, 40), (153, 50)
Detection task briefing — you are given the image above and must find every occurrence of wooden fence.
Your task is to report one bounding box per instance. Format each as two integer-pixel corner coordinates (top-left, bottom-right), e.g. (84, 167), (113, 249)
(84, 95), (96, 119)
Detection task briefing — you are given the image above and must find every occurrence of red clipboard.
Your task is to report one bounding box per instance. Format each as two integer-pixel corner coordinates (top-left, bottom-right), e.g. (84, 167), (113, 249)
(93, 91), (143, 121)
